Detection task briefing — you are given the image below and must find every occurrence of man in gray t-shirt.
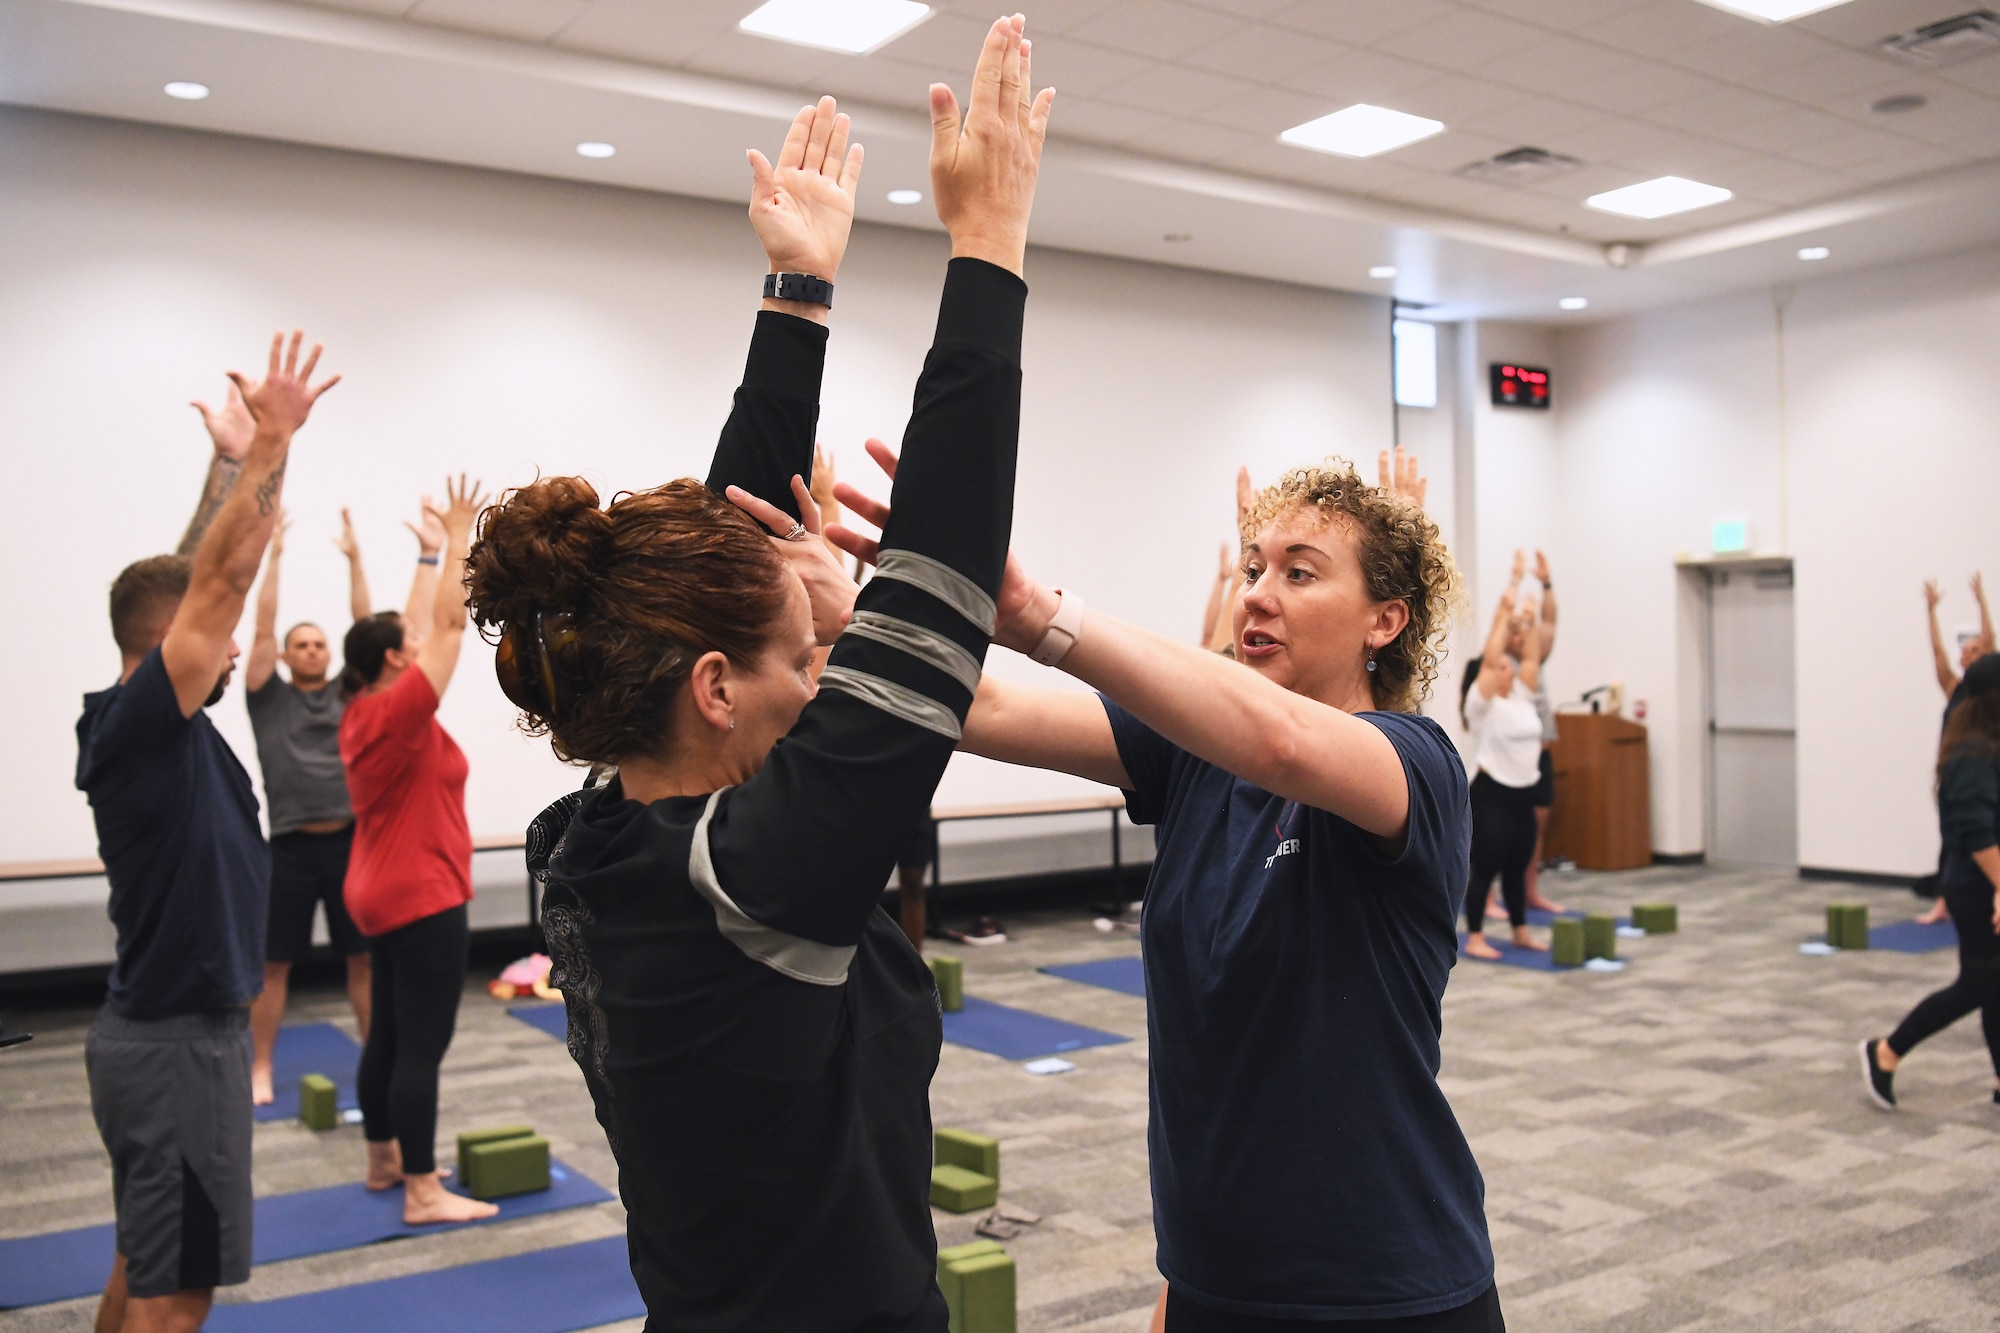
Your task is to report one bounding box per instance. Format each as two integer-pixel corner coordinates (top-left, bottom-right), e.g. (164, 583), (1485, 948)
(242, 511), (382, 1104)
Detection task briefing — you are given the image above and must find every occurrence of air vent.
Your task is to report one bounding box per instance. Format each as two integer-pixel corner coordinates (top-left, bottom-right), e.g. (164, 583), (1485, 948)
(1457, 146), (1582, 187)
(1880, 9), (2000, 66)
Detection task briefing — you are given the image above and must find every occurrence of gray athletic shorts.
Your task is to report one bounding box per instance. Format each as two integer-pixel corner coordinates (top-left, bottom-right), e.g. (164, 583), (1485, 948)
(84, 1008), (253, 1298)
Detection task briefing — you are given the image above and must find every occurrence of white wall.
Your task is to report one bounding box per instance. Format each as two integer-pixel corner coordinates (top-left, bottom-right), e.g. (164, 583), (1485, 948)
(1552, 245), (2000, 874)
(0, 106), (1392, 867)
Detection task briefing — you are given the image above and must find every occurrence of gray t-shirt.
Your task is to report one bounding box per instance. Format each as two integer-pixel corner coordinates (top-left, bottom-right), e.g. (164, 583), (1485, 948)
(246, 676), (352, 835)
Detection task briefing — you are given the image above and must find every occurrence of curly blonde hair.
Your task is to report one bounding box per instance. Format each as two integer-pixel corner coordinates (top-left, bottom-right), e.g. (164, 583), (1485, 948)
(1240, 457), (1459, 713)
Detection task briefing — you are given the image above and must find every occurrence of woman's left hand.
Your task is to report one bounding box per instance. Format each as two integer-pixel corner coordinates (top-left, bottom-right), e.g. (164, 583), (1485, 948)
(728, 477), (861, 646)
(432, 474), (487, 547)
(748, 97), (864, 283)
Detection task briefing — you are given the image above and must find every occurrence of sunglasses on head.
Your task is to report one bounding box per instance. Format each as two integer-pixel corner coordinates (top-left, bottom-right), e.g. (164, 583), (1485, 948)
(495, 610), (581, 720)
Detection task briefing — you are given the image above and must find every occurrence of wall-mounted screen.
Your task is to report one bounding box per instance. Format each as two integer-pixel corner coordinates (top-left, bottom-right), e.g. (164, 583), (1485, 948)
(1490, 362), (1550, 409)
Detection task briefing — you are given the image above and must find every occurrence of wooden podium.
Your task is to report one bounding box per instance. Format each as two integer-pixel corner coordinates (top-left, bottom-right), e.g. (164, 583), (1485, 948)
(1542, 713), (1652, 871)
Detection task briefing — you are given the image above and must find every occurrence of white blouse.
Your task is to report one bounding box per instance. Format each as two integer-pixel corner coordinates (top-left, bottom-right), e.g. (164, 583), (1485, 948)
(1465, 678), (1544, 789)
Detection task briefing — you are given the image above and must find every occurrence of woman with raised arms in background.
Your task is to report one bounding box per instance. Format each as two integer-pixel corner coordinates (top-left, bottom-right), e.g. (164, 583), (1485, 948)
(464, 21), (1053, 1330)
(824, 446), (1501, 1330)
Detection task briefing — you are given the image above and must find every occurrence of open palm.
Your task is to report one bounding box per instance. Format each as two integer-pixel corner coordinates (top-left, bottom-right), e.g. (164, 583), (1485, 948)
(749, 96), (864, 281)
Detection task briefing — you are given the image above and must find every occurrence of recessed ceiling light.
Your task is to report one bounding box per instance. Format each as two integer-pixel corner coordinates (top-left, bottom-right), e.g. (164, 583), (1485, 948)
(1369, 265), (1399, 279)
(1558, 297), (1589, 311)
(1586, 175), (1732, 219)
(886, 188), (923, 205)
(1280, 105), (1445, 159)
(1693, 0), (1857, 21)
(576, 142), (616, 159)
(163, 81), (210, 100)
(1797, 246), (1831, 261)
(739, 0), (932, 55)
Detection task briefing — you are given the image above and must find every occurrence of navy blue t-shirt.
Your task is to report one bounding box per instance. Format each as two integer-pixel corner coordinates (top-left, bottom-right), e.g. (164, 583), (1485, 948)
(1105, 698), (1492, 1320)
(76, 649), (268, 1019)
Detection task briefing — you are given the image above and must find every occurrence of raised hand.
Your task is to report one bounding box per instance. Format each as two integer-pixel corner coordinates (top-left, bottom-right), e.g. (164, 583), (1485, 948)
(269, 513), (290, 558)
(226, 330), (340, 439)
(748, 97), (864, 283)
(191, 381), (256, 461)
(1218, 541), (1235, 580)
(1377, 446), (1428, 510)
(809, 445), (840, 525)
(929, 14), (1055, 277)
(1510, 549), (1526, 585)
(431, 475), (487, 545)
(727, 475), (861, 646)
(1535, 550), (1551, 586)
(1925, 578), (1943, 611)
(1235, 466), (1254, 526)
(336, 507), (361, 560)
(404, 494), (446, 557)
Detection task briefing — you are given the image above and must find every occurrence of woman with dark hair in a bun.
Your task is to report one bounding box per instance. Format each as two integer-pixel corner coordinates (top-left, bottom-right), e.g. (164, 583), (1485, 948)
(464, 26), (1053, 1331)
(337, 473), (493, 1225)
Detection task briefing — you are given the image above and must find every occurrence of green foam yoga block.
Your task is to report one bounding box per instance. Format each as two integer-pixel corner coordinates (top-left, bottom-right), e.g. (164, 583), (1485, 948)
(938, 1239), (1005, 1300)
(935, 1128), (1000, 1186)
(940, 1249), (1016, 1333)
(1550, 917), (1585, 967)
(1584, 913), (1617, 961)
(930, 1164), (998, 1213)
(298, 1074), (338, 1131)
(456, 1124), (536, 1184)
(1828, 902), (1869, 950)
(930, 956), (964, 1013)
(466, 1133), (551, 1200)
(1632, 903), (1678, 934)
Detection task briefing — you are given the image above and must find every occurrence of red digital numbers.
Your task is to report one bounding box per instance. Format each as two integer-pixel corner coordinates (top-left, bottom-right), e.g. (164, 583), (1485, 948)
(1490, 363), (1551, 410)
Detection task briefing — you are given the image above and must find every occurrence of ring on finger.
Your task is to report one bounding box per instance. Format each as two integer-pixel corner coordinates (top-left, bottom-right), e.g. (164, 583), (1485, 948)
(784, 522), (810, 542)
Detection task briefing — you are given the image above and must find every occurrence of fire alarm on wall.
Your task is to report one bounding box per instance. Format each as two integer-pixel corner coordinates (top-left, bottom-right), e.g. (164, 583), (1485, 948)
(1490, 363), (1550, 409)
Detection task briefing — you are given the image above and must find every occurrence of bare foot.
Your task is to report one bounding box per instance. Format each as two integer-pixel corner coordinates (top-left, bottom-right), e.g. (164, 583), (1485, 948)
(1511, 929), (1549, 952)
(365, 1140), (404, 1192)
(403, 1173), (498, 1226)
(1916, 899), (1948, 926)
(251, 1065), (274, 1107)
(1464, 937), (1503, 960)
(1526, 895), (1566, 914)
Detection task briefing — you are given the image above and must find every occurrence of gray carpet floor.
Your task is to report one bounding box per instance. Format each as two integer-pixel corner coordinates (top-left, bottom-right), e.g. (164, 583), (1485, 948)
(3, 863), (1998, 1332)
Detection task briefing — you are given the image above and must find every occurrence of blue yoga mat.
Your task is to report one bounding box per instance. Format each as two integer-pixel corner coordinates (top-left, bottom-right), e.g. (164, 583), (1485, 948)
(257, 1022), (363, 1123)
(942, 996), (1129, 1061)
(1459, 936), (1564, 972)
(508, 1003), (567, 1039)
(1870, 918), (1958, 953)
(203, 1236), (643, 1333)
(1040, 956), (1146, 998)
(0, 1162), (612, 1309)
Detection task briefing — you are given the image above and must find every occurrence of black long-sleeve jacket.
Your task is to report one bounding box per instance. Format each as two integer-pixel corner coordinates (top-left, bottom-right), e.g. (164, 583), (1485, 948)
(528, 259), (1025, 1333)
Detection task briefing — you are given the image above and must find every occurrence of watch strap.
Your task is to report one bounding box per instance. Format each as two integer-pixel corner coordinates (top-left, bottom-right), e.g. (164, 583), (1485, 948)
(1029, 589), (1085, 668)
(763, 272), (835, 308)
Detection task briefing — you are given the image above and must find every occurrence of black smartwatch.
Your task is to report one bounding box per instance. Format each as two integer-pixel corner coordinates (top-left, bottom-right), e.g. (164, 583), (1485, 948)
(763, 272), (835, 308)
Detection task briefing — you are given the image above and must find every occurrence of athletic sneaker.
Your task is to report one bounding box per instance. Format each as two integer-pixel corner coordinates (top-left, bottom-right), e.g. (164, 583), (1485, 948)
(1860, 1039), (1896, 1110)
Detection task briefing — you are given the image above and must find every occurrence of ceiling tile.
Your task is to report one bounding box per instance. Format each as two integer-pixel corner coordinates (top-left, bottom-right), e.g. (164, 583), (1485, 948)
(1455, 0), (1652, 29)
(1786, 122), (1940, 168)
(1560, 59), (1722, 114)
(1066, 0), (1247, 61)
(1202, 84), (1337, 135)
(682, 30), (841, 85)
(1161, 120), (1277, 164)
(1617, 138), (1750, 180)
(1179, 0), (1300, 16)
(405, 0), (590, 43)
(1096, 63), (1259, 114)
(1552, 115), (1703, 170)
(1375, 9), (1549, 72)
(1265, 0), (1457, 48)
(1043, 96), (1179, 148)
(1576, 0), (1750, 59)
(1393, 74), (1534, 123)
(1712, 105), (1862, 153)
(1470, 33), (1643, 94)
(1871, 83), (2000, 148)
(1177, 22), (1345, 81)
(933, 0), (1126, 37)
(1391, 128), (1520, 173)
(1277, 44), (1438, 103)
(810, 57), (939, 110)
(1645, 86), (1794, 136)
(1787, 0), (1965, 50)
(1664, 23), (1828, 83)
(1938, 59), (2000, 99)
(884, 10), (1026, 66)
(554, 0), (740, 67)
(294, 0), (416, 15)
(1465, 95), (1603, 147)
(1014, 38), (1158, 98)
(1751, 47), (1912, 104)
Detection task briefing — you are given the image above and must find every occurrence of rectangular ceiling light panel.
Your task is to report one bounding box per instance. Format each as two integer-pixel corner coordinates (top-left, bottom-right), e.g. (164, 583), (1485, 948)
(1281, 105), (1445, 158)
(739, 0), (932, 55)
(1693, 0), (1857, 20)
(1586, 175), (1733, 219)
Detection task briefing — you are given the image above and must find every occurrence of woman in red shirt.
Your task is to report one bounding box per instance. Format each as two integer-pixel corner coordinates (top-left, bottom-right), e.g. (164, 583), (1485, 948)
(339, 475), (491, 1226)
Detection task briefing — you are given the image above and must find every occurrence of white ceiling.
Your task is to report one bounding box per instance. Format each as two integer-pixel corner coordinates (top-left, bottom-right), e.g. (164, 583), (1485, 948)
(4, 0), (2000, 320)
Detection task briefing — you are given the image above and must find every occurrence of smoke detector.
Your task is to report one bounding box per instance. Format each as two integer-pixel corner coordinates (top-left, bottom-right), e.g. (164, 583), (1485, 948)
(1457, 146), (1583, 187)
(1880, 9), (2000, 66)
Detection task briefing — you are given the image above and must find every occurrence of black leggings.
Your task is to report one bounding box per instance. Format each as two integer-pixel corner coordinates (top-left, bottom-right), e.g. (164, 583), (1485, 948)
(1166, 1284), (1503, 1331)
(1466, 772), (1538, 932)
(1887, 859), (2000, 1078)
(356, 904), (468, 1175)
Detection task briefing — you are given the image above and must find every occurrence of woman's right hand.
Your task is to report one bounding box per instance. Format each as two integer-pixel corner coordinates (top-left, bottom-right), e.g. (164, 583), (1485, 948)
(1925, 578), (1943, 610)
(432, 474), (487, 548)
(928, 15), (1055, 277)
(826, 438), (1053, 654)
(748, 97), (863, 285)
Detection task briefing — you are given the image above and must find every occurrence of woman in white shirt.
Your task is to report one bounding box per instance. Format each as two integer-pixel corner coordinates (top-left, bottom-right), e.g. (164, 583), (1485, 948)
(1461, 585), (1547, 959)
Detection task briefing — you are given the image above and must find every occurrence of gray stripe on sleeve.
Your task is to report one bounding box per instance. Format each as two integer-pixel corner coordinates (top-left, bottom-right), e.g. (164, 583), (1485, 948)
(815, 666), (963, 741)
(842, 611), (984, 696)
(872, 549), (997, 636)
(688, 790), (856, 986)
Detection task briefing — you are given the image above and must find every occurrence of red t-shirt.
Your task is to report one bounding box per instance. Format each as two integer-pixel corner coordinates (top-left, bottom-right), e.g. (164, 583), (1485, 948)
(340, 668), (472, 937)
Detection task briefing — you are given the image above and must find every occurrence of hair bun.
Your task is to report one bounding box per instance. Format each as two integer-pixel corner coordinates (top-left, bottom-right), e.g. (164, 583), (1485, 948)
(466, 476), (613, 635)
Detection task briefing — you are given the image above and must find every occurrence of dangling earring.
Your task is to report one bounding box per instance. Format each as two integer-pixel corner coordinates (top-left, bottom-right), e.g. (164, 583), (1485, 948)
(728, 718), (736, 732)
(1365, 647), (1378, 673)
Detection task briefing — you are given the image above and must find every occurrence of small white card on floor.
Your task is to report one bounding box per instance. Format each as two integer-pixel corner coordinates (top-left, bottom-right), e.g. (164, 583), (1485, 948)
(1582, 958), (1625, 972)
(1023, 1057), (1076, 1075)
(341, 1107), (363, 1124)
(1615, 925), (1646, 940)
(1799, 941), (1839, 956)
